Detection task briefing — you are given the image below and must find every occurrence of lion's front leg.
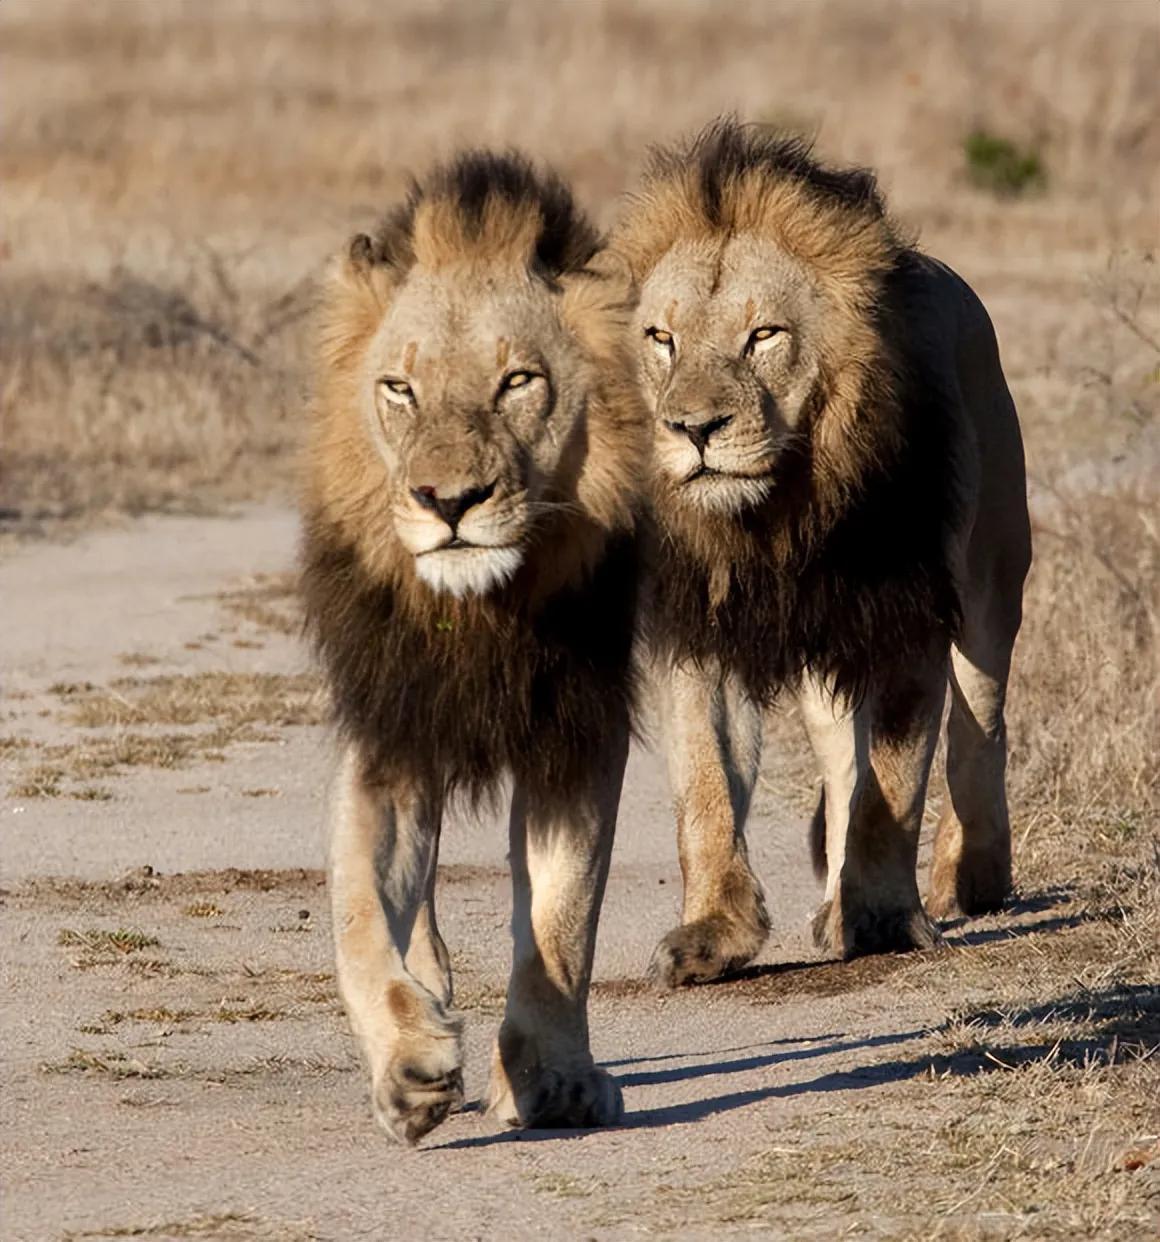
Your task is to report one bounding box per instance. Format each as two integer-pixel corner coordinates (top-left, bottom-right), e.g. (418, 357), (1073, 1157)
(649, 659), (769, 987)
(486, 721), (629, 1131)
(802, 667), (944, 958)
(329, 745), (463, 1144)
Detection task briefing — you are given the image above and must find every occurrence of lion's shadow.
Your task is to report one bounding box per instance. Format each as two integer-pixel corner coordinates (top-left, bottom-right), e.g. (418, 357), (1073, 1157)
(432, 981), (1157, 1151)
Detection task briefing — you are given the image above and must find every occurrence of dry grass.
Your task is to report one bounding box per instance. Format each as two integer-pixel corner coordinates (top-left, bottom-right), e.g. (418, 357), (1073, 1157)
(54, 671), (324, 729)
(212, 572), (300, 636)
(637, 1053), (1158, 1236)
(2, 0), (1157, 525)
(4, 724), (281, 798)
(62, 1212), (319, 1241)
(57, 928), (160, 955)
(41, 1049), (351, 1085)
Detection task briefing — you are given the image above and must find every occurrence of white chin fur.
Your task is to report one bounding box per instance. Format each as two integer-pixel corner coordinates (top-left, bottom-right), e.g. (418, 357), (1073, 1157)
(680, 473), (773, 515)
(414, 545), (524, 597)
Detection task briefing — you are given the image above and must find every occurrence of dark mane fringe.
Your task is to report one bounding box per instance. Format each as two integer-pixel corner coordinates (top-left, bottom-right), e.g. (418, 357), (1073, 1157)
(301, 515), (640, 807)
(363, 150), (601, 279)
(649, 116), (887, 230)
(647, 255), (965, 713)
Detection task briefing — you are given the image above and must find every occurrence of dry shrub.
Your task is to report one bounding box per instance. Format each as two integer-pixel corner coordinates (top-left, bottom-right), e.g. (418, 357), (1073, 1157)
(0, 261), (309, 521)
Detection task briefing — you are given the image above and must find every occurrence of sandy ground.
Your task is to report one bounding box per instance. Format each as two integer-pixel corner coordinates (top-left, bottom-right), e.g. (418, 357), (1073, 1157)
(0, 509), (1148, 1241)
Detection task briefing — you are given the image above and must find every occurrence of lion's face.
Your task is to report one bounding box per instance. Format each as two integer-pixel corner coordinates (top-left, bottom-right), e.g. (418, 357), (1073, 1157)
(359, 263), (590, 597)
(633, 234), (825, 516)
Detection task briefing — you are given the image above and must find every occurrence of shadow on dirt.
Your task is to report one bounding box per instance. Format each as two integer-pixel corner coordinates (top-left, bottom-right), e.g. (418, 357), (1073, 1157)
(615, 1027), (928, 1089)
(434, 983), (1158, 1150)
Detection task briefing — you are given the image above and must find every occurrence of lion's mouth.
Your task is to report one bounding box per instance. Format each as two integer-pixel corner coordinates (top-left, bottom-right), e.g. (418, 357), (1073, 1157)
(681, 465), (774, 486)
(417, 539), (519, 556)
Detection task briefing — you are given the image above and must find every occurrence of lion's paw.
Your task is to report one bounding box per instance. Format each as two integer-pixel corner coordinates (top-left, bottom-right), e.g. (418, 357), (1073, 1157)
(368, 990), (464, 1145)
(647, 915), (766, 988)
(927, 836), (1011, 920)
(486, 1038), (623, 1130)
(812, 891), (941, 960)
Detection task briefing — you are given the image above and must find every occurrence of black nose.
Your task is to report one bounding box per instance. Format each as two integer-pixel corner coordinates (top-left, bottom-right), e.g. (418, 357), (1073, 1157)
(410, 480), (497, 530)
(663, 414), (733, 453)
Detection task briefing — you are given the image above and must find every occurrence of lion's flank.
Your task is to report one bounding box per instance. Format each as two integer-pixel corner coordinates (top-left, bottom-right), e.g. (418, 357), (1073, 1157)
(355, 150), (601, 279)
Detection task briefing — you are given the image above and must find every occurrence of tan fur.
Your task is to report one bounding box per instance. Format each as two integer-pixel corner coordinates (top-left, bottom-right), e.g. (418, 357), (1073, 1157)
(305, 154), (647, 1141)
(615, 122), (1032, 977)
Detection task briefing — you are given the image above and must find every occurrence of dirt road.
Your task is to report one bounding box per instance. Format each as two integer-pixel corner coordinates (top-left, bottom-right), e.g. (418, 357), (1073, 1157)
(2, 509), (1154, 1241)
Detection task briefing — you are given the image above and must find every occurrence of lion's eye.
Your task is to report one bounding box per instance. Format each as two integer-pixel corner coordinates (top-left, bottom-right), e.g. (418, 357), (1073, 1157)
(500, 370), (539, 394)
(746, 325), (786, 355)
(645, 327), (674, 352)
(379, 377), (415, 404)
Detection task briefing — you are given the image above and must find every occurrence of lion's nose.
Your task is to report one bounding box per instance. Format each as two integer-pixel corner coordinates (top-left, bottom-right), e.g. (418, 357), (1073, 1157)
(664, 414), (733, 453)
(410, 480), (497, 530)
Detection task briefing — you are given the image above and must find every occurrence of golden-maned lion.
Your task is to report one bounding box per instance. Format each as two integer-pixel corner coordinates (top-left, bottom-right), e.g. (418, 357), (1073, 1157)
(301, 152), (647, 1141)
(611, 120), (1032, 985)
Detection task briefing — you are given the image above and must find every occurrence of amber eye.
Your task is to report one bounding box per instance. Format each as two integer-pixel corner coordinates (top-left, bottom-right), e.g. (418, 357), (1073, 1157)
(645, 327), (674, 351)
(500, 370), (539, 393)
(379, 377), (414, 403)
(746, 325), (785, 354)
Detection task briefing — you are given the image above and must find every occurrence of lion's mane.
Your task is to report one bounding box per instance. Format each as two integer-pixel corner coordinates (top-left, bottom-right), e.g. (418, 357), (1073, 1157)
(619, 121), (965, 713)
(302, 153), (645, 803)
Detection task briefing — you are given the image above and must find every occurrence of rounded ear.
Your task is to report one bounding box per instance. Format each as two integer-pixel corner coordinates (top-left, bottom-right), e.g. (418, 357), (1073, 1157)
(317, 235), (398, 370)
(348, 233), (376, 275)
(328, 232), (397, 312)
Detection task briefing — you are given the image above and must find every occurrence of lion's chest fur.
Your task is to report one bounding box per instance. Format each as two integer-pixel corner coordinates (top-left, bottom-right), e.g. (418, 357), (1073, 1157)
(301, 517), (638, 801)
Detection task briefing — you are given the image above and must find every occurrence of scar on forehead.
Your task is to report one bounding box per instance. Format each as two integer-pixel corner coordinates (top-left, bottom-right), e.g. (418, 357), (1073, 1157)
(664, 300), (679, 327)
(402, 341), (418, 372)
(496, 337), (510, 369)
(744, 297), (757, 324)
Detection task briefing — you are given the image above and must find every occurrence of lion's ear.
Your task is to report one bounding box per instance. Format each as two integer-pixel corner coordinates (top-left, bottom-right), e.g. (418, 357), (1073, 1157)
(333, 233), (398, 306)
(348, 233), (376, 275)
(318, 235), (396, 371)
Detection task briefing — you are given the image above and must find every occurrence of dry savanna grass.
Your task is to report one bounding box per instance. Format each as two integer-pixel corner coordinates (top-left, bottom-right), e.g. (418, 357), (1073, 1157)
(1, 0), (1156, 524)
(211, 572), (301, 637)
(53, 671), (324, 729)
(60, 1213), (320, 1242)
(4, 719), (301, 799)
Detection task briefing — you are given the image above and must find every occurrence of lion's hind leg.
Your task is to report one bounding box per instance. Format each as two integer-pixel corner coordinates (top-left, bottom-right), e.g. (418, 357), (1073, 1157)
(928, 597), (1022, 918)
(807, 662), (945, 959)
(329, 746), (463, 1145)
(648, 660), (769, 988)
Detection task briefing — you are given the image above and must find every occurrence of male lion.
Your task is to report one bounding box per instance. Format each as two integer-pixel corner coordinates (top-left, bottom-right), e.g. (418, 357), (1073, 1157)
(301, 152), (646, 1141)
(611, 120), (1032, 985)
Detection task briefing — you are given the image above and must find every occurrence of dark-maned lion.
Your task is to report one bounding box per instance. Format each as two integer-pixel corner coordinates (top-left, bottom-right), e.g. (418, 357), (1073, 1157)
(611, 119), (1032, 985)
(301, 153), (647, 1140)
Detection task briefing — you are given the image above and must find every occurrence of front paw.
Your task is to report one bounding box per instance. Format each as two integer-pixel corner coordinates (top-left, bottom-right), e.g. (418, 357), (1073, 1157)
(368, 985), (464, 1145)
(647, 913), (766, 988)
(486, 1030), (623, 1130)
